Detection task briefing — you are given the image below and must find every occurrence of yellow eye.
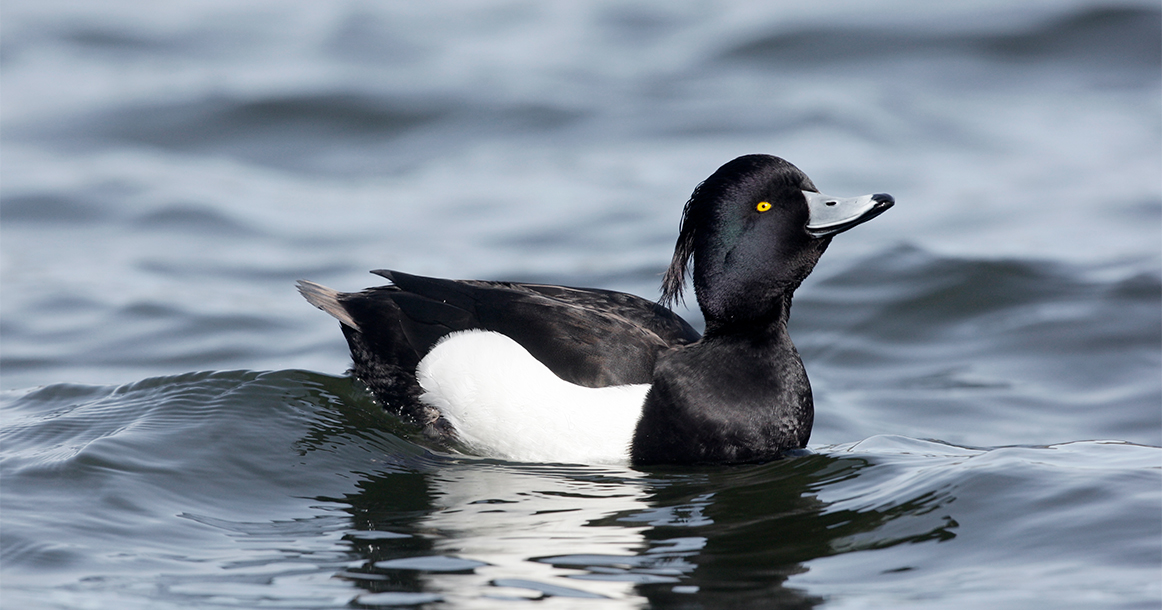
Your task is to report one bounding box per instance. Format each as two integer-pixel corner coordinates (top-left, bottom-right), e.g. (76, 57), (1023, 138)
(756, 201), (771, 212)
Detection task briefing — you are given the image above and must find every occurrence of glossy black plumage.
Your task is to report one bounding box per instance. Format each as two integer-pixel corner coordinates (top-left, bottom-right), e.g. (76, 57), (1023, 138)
(300, 271), (701, 436)
(300, 154), (893, 464)
(630, 311), (813, 464)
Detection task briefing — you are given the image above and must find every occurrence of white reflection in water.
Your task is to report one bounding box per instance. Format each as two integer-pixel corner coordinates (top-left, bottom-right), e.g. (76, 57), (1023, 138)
(410, 462), (704, 604)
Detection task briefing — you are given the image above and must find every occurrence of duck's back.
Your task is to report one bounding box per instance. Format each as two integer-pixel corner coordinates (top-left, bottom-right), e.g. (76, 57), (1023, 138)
(298, 272), (699, 434)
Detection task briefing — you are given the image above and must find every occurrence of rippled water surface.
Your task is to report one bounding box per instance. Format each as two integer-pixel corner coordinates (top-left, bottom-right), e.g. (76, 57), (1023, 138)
(2, 1), (1160, 608)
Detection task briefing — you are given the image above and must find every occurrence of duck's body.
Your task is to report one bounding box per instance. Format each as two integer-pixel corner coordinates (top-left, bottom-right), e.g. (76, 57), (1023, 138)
(300, 155), (892, 465)
(298, 272), (699, 449)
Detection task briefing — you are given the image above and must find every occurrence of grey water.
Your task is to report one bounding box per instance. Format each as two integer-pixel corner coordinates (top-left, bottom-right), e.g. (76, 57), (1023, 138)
(2, 1), (1159, 608)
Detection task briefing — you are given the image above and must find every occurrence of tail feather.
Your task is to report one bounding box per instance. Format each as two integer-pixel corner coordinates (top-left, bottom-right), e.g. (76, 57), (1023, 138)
(297, 280), (359, 330)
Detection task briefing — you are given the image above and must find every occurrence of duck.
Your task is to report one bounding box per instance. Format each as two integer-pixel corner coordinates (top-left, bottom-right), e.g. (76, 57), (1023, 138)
(299, 154), (893, 465)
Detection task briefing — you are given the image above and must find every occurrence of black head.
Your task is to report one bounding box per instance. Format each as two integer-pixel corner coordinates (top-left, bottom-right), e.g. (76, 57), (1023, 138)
(660, 154), (892, 325)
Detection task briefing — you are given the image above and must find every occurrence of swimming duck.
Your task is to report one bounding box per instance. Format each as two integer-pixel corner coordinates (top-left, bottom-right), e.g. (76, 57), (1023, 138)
(299, 154), (892, 465)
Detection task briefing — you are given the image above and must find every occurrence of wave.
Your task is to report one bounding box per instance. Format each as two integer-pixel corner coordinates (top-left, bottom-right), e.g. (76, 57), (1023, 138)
(722, 5), (1161, 70)
(2, 368), (1157, 607)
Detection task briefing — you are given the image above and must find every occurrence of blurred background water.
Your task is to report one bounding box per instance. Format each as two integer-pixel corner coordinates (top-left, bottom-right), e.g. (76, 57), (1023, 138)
(1, 1), (1159, 608)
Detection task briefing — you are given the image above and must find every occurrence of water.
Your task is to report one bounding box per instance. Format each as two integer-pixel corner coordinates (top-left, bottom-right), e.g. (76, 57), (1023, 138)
(2, 1), (1159, 608)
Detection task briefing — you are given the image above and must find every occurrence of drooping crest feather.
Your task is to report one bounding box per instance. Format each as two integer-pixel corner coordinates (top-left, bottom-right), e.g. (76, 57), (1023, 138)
(659, 181), (705, 308)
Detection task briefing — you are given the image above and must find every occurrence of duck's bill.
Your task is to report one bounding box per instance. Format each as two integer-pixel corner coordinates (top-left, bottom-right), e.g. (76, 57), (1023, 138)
(803, 191), (895, 238)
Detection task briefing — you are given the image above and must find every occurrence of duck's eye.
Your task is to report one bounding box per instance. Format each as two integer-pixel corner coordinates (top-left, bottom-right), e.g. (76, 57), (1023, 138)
(756, 201), (772, 212)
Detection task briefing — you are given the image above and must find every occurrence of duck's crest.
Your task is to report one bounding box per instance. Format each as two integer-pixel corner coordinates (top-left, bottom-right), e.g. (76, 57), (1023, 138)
(659, 183), (702, 308)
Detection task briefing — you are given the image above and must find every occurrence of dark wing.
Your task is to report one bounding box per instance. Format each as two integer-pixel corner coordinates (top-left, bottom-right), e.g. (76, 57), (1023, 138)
(512, 282), (702, 347)
(359, 270), (700, 387)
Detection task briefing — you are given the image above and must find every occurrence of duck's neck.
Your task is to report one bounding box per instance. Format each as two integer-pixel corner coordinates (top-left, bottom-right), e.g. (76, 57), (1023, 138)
(701, 292), (793, 341)
(630, 292), (813, 465)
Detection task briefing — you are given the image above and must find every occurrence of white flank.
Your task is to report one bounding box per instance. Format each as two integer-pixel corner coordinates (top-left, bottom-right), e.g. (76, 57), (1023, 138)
(416, 330), (649, 464)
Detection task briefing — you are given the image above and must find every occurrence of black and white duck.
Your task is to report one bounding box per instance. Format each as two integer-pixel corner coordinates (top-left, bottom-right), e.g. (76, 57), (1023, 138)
(299, 154), (893, 465)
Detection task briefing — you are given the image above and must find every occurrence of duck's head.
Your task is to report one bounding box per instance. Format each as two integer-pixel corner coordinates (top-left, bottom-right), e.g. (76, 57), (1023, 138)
(661, 154), (893, 325)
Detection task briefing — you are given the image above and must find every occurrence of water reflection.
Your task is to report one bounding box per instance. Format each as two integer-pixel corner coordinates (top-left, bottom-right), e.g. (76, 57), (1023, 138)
(312, 437), (957, 606)
(292, 373), (960, 606)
